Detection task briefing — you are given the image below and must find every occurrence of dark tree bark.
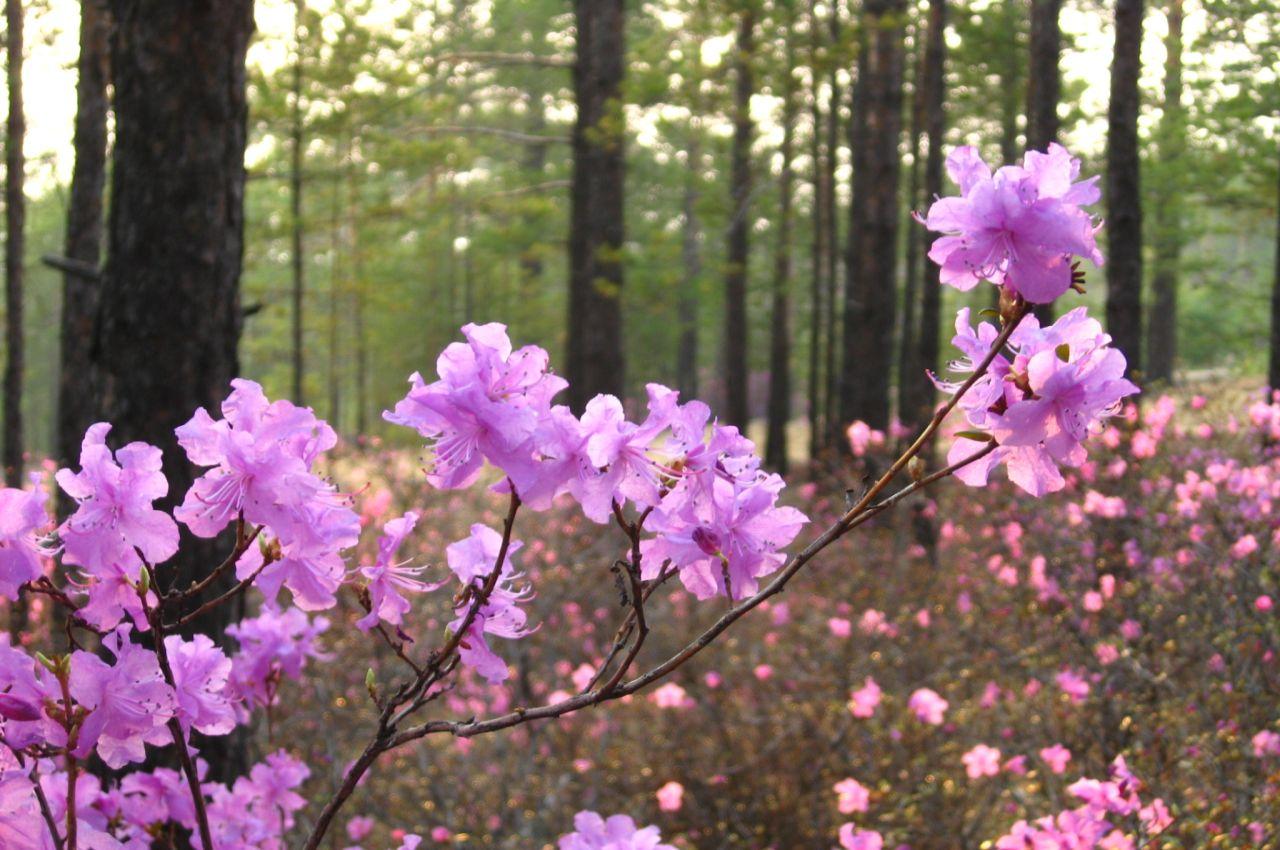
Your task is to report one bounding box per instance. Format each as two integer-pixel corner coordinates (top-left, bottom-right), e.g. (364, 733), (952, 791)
(821, 4), (842, 449)
(1027, 0), (1062, 326)
(912, 0), (948, 433)
(897, 28), (926, 436)
(841, 0), (905, 432)
(1269, 145), (1280, 393)
(519, 100), (549, 288)
(567, 0), (625, 411)
(676, 131), (701, 399)
(1146, 0), (1182, 384)
(96, 0), (254, 780)
(1105, 0), (1144, 377)
(57, 0), (110, 490)
(766, 27), (797, 473)
(3, 0), (24, 488)
(290, 0), (306, 404)
(998, 0), (1022, 165)
(807, 0), (827, 459)
(724, 5), (755, 429)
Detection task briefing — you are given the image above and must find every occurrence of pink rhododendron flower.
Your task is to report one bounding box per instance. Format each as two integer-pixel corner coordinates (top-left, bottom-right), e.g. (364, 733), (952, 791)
(57, 423), (179, 573)
(845, 421), (885, 457)
(1251, 729), (1280, 758)
(833, 778), (870, 814)
(444, 524), (534, 684)
(226, 606), (330, 714)
(558, 811), (674, 850)
(848, 677), (882, 719)
(355, 511), (434, 632)
(0, 483), (51, 600)
(0, 770), (47, 850)
(962, 744), (1002, 779)
(908, 688), (948, 725)
(70, 627), (177, 769)
(165, 633), (237, 737)
(655, 781), (683, 812)
(837, 824), (883, 850)
(920, 143), (1103, 303)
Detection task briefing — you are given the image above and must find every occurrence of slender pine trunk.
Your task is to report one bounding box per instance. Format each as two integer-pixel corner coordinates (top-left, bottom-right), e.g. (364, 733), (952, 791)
(807, 0), (827, 460)
(915, 0), (947, 434)
(290, 0), (306, 404)
(766, 21), (797, 473)
(724, 5), (755, 429)
(1105, 0), (1145, 377)
(1026, 0), (1062, 326)
(4, 0), (25, 487)
(676, 131), (701, 399)
(1146, 0), (1183, 384)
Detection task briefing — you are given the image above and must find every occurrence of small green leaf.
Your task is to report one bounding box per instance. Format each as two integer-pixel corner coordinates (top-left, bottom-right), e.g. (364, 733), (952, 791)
(954, 430), (996, 443)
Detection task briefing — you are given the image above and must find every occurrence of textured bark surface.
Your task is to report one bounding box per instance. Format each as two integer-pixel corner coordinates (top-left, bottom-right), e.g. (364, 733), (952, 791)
(1105, 0), (1145, 377)
(4, 0), (25, 487)
(765, 33), (795, 474)
(566, 0), (625, 411)
(897, 28), (926, 435)
(1026, 0), (1062, 327)
(841, 0), (905, 432)
(96, 0), (254, 780)
(57, 0), (110, 485)
(290, 0), (306, 404)
(723, 6), (754, 429)
(1270, 148), (1280, 393)
(807, 0), (827, 459)
(822, 6), (842, 448)
(1147, 0), (1183, 384)
(676, 132), (701, 399)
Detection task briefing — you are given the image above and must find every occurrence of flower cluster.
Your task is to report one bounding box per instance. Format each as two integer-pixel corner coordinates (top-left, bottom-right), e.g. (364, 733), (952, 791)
(938, 308), (1139, 496)
(387, 323), (808, 601)
(921, 143), (1103, 304)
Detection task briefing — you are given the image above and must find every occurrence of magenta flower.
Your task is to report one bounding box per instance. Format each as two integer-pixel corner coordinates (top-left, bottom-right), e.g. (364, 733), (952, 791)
(848, 677), (882, 719)
(384, 323), (566, 491)
(837, 825), (883, 850)
(0, 484), (52, 600)
(940, 308), (1137, 497)
(573, 385), (675, 522)
(165, 633), (238, 737)
(57, 423), (180, 573)
(70, 627), (177, 768)
(833, 778), (870, 814)
(558, 811), (674, 850)
(175, 378), (339, 539)
(226, 606), (330, 714)
(962, 744), (1002, 779)
(921, 143), (1103, 303)
(0, 770), (46, 850)
(641, 474), (808, 601)
(1039, 744), (1073, 774)
(355, 511), (434, 632)
(0, 637), (56, 750)
(444, 524), (534, 685)
(907, 687), (949, 725)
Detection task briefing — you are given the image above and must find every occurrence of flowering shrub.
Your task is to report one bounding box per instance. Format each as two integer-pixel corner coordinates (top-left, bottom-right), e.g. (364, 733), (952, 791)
(0, 146), (1161, 849)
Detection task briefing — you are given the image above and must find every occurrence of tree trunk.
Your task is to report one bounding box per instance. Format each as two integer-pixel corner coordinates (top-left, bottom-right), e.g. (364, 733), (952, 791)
(290, 0), (306, 404)
(724, 5), (755, 429)
(1026, 0), (1062, 326)
(914, 0), (947, 433)
(1146, 0), (1182, 384)
(567, 0), (625, 411)
(3, 0), (24, 488)
(57, 0), (110, 492)
(1105, 0), (1144, 378)
(676, 131), (701, 399)
(841, 0), (905, 433)
(807, 0), (827, 459)
(1269, 144), (1280, 393)
(96, 0), (254, 781)
(765, 25), (796, 473)
(897, 29), (925, 435)
(821, 4), (842, 449)
(519, 96), (548, 287)
(998, 0), (1022, 165)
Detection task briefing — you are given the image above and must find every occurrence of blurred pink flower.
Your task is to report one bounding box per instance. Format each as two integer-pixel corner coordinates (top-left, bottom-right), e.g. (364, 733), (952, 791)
(656, 781), (684, 812)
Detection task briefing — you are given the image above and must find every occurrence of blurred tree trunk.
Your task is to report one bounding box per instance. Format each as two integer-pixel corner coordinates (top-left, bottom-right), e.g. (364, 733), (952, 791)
(520, 99), (549, 288)
(676, 131), (701, 399)
(822, 3), (842, 449)
(841, 0), (905, 433)
(998, 0), (1022, 165)
(57, 0), (110, 494)
(724, 4), (755, 429)
(1105, 0), (1144, 378)
(913, 0), (947, 434)
(1146, 0), (1183, 385)
(1026, 0), (1061, 326)
(896, 30), (925, 437)
(1269, 146), (1280, 393)
(290, 0), (306, 404)
(567, 0), (625, 411)
(807, 0), (827, 460)
(96, 0), (254, 781)
(765, 20), (796, 474)
(3, 0), (23, 489)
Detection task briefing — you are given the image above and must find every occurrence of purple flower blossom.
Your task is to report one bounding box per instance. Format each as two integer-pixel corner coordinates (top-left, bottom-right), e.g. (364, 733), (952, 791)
(57, 423), (179, 573)
(226, 606), (330, 715)
(642, 474), (808, 601)
(384, 323), (566, 490)
(0, 770), (47, 850)
(558, 811), (674, 850)
(0, 483), (52, 600)
(355, 511), (434, 632)
(921, 144), (1103, 303)
(165, 633), (238, 737)
(70, 627), (177, 769)
(444, 524), (534, 684)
